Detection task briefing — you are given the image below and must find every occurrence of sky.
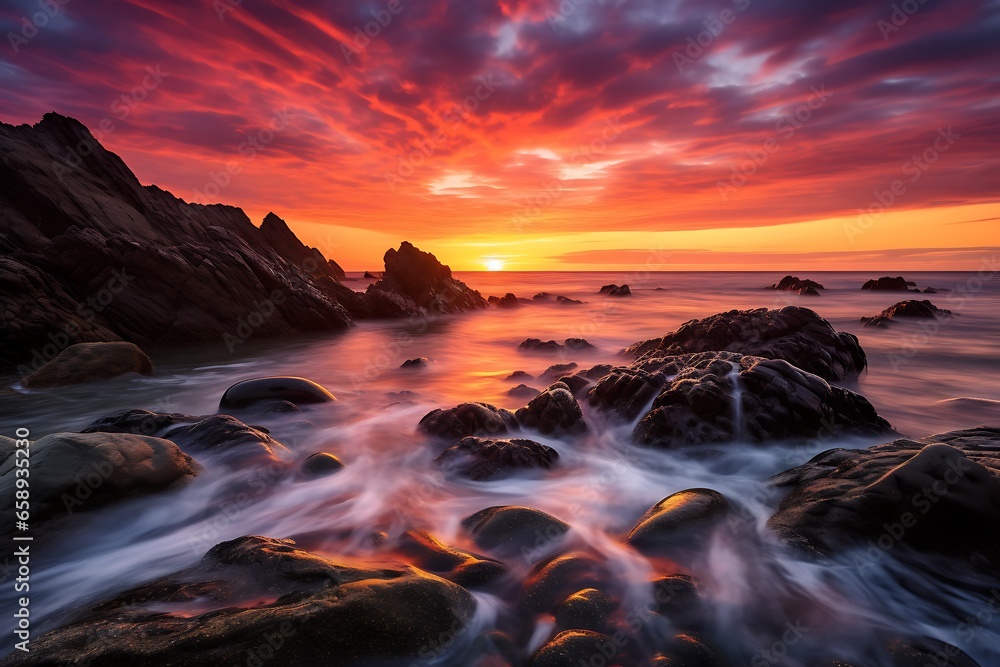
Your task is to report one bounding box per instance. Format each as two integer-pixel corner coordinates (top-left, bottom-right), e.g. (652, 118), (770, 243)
(1, 0), (998, 271)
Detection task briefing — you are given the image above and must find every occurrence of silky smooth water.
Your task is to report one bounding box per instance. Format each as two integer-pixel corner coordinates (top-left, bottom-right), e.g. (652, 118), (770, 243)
(3, 271), (1000, 665)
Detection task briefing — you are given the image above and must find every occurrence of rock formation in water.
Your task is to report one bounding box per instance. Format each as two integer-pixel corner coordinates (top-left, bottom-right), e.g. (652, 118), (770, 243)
(860, 299), (953, 327)
(770, 275), (824, 294)
(861, 276), (919, 291)
(20, 341), (153, 388)
(622, 306), (867, 382)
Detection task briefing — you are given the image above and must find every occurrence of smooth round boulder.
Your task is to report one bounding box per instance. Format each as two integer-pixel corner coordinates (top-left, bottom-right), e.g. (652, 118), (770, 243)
(554, 588), (617, 633)
(514, 381), (587, 437)
(218, 376), (335, 410)
(530, 630), (624, 667)
(522, 553), (615, 613)
(302, 452), (344, 476)
(627, 489), (732, 555)
(462, 506), (570, 558)
(21, 342), (153, 389)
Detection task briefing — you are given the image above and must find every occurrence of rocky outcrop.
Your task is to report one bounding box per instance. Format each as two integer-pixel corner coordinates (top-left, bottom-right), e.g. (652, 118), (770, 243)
(861, 276), (918, 291)
(488, 293), (524, 308)
(435, 436), (559, 480)
(771, 275), (824, 294)
(599, 284), (631, 296)
(519, 338), (564, 352)
(365, 241), (487, 315)
(20, 341), (152, 388)
(860, 300), (953, 327)
(418, 402), (518, 440)
(7, 535), (477, 666)
(622, 306), (867, 382)
(515, 381), (588, 436)
(0, 431), (198, 537)
(767, 427), (1000, 566)
(260, 212), (345, 281)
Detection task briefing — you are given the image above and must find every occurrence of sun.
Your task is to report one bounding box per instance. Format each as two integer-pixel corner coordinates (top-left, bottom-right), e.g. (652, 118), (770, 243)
(485, 258), (505, 271)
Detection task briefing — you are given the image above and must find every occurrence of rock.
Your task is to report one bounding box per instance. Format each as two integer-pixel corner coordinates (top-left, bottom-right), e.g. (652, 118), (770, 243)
(505, 370), (534, 381)
(462, 506), (570, 556)
(400, 357), (429, 369)
(82, 408), (200, 436)
(622, 306), (868, 382)
(0, 432), (197, 537)
(419, 402), (518, 439)
(767, 427), (1000, 566)
(519, 338), (565, 352)
(923, 287), (951, 294)
(0, 114), (356, 373)
(302, 452), (344, 476)
(541, 362), (579, 381)
(218, 376), (336, 410)
(363, 270), (380, 279)
(534, 292), (553, 300)
(529, 630), (624, 667)
(599, 284), (631, 296)
(650, 576), (704, 629)
(397, 530), (507, 588)
(20, 341), (153, 388)
(565, 338), (595, 350)
(861, 276), (918, 291)
(366, 241), (488, 315)
(554, 588), (617, 633)
(522, 553), (614, 613)
(656, 634), (725, 666)
(555, 374), (592, 397)
(0, 436), (16, 466)
(260, 212), (344, 281)
(435, 436), (559, 481)
(163, 415), (291, 464)
(9, 535), (477, 666)
(508, 384), (542, 399)
(515, 382), (588, 436)
(557, 296), (584, 305)
(594, 352), (892, 449)
(860, 300), (953, 327)
(771, 275), (824, 293)
(886, 638), (981, 667)
(489, 293), (522, 308)
(627, 489), (732, 555)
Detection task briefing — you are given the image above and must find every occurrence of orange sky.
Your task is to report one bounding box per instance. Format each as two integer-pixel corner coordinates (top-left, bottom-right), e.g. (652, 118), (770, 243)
(2, 0), (997, 270)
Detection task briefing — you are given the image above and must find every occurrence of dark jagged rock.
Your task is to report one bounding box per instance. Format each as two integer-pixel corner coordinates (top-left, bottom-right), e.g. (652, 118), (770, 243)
(555, 374), (591, 397)
(418, 402), (518, 439)
(302, 452), (344, 476)
(508, 383), (542, 399)
(260, 212), (345, 280)
(767, 427), (1000, 566)
(557, 296), (584, 305)
(366, 241), (487, 315)
(163, 415), (291, 464)
(923, 287), (951, 294)
(565, 337), (595, 350)
(400, 357), (429, 369)
(396, 530), (507, 588)
(861, 276), (918, 291)
(860, 300), (953, 327)
(519, 338), (564, 352)
(771, 275), (824, 293)
(534, 292), (552, 300)
(599, 284), (631, 296)
(622, 306), (867, 382)
(363, 270), (380, 279)
(627, 489), (732, 555)
(82, 408), (200, 436)
(488, 293), (524, 308)
(505, 370), (534, 381)
(515, 381), (588, 436)
(6, 536), (477, 666)
(20, 341), (152, 388)
(541, 362), (578, 381)
(0, 114), (356, 372)
(462, 506), (570, 556)
(529, 630), (624, 667)
(0, 432), (197, 538)
(218, 376), (336, 410)
(436, 436), (558, 480)
(622, 353), (891, 449)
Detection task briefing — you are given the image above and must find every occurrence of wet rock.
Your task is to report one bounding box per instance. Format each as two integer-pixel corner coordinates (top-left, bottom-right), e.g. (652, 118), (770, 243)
(541, 362), (579, 381)
(508, 384), (542, 399)
(599, 284), (632, 296)
(515, 381), (588, 436)
(419, 402), (518, 439)
(886, 637), (981, 667)
(164, 415), (291, 463)
(923, 287), (951, 294)
(366, 241), (488, 314)
(397, 530), (507, 588)
(520, 338), (565, 352)
(555, 374), (592, 397)
(557, 296), (584, 305)
(0, 432), (197, 537)
(771, 275), (825, 293)
(861, 276), (918, 291)
(522, 553), (615, 613)
(8, 535), (477, 667)
(650, 576), (704, 629)
(0, 436), (15, 466)
(20, 341), (153, 389)
(554, 588), (617, 633)
(529, 630), (624, 667)
(622, 306), (867, 382)
(588, 368), (668, 421)
(219, 376), (336, 410)
(767, 427), (1000, 566)
(400, 357), (429, 369)
(462, 506), (570, 557)
(363, 270), (380, 279)
(489, 293), (524, 308)
(656, 634), (725, 667)
(565, 337), (595, 350)
(436, 436), (559, 481)
(534, 292), (553, 300)
(302, 452), (344, 476)
(505, 370), (534, 381)
(83, 408), (201, 436)
(260, 212), (345, 280)
(860, 300), (953, 327)
(627, 489), (732, 555)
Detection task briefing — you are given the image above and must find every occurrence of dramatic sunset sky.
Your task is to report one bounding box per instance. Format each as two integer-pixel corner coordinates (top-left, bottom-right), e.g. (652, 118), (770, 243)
(1, 0), (998, 270)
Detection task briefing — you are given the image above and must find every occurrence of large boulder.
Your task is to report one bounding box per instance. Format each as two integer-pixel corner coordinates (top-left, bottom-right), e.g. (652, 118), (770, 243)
(462, 506), (570, 557)
(860, 300), (953, 327)
(622, 306), (867, 382)
(418, 402), (518, 440)
(599, 284), (631, 297)
(366, 241), (488, 315)
(218, 376), (336, 410)
(767, 427), (1000, 566)
(515, 381), (588, 436)
(861, 276), (918, 291)
(20, 341), (153, 388)
(0, 432), (198, 537)
(529, 630), (625, 667)
(6, 535), (477, 666)
(771, 275), (824, 293)
(626, 489), (732, 555)
(396, 530), (507, 588)
(435, 436), (559, 480)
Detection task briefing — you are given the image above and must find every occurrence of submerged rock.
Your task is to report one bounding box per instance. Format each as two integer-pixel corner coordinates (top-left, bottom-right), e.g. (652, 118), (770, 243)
(519, 338), (564, 353)
(557, 296), (584, 305)
(622, 306), (867, 382)
(163, 415), (291, 463)
(861, 276), (918, 291)
(771, 275), (824, 293)
(489, 293), (524, 308)
(540, 362), (578, 381)
(436, 436), (559, 480)
(462, 506), (570, 556)
(599, 284), (632, 297)
(767, 427), (1000, 567)
(219, 376), (336, 410)
(21, 341), (153, 389)
(302, 452), (344, 476)
(860, 299), (953, 327)
(8, 535), (477, 666)
(366, 241), (488, 315)
(515, 381), (588, 436)
(554, 588), (617, 634)
(0, 432), (197, 537)
(508, 384), (542, 399)
(627, 489), (732, 555)
(530, 630), (624, 667)
(505, 370), (534, 381)
(397, 530), (507, 588)
(522, 553), (615, 613)
(419, 402), (518, 439)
